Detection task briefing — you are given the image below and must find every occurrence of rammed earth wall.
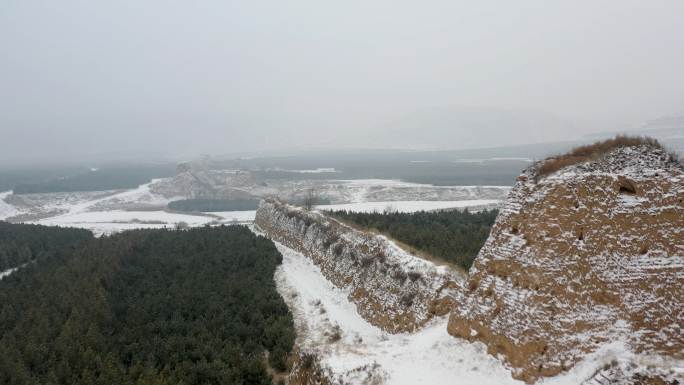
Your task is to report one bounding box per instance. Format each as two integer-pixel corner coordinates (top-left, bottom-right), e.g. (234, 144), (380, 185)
(255, 198), (463, 333)
(448, 145), (684, 383)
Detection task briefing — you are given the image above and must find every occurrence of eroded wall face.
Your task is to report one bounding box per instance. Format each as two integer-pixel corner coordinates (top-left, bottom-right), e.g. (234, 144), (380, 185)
(448, 146), (684, 383)
(255, 199), (462, 334)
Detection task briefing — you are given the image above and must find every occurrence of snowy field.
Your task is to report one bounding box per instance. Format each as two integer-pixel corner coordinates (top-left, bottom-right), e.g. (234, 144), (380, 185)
(27, 199), (496, 236)
(35, 210), (214, 236)
(271, 239), (678, 385)
(272, 240), (521, 385)
(0, 191), (19, 220)
(33, 210), (258, 236)
(0, 178), (502, 236)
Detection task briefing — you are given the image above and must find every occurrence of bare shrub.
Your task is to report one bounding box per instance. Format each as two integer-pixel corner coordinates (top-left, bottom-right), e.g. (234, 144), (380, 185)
(327, 325), (342, 343)
(383, 204), (398, 214)
(302, 188), (319, 211)
(300, 352), (316, 370)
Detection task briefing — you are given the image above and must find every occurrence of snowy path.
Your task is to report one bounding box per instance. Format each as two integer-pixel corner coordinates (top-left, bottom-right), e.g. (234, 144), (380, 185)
(0, 191), (20, 220)
(269, 238), (676, 384)
(272, 240), (524, 385)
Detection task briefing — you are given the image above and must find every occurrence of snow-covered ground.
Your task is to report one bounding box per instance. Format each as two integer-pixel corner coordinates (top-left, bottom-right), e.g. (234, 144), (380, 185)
(27, 198), (496, 236)
(210, 210), (258, 222)
(0, 266), (19, 281)
(273, 239), (523, 385)
(34, 210), (216, 236)
(0, 178), (502, 236)
(16, 181), (197, 235)
(33, 209), (256, 236)
(0, 191), (20, 220)
(270, 238), (682, 385)
(317, 199), (499, 213)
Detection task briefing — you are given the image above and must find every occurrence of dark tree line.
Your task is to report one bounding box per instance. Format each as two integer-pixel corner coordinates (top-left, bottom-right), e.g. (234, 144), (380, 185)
(0, 225), (294, 385)
(0, 222), (92, 271)
(12, 165), (175, 194)
(168, 198), (261, 212)
(328, 208), (499, 270)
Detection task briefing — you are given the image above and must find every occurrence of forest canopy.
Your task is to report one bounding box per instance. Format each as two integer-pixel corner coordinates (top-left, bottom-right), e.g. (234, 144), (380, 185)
(0, 225), (294, 385)
(0, 221), (92, 272)
(328, 208), (498, 270)
(12, 164), (175, 194)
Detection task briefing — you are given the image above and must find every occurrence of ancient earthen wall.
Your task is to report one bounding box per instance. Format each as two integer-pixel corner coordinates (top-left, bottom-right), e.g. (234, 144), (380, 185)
(255, 198), (462, 333)
(447, 146), (684, 383)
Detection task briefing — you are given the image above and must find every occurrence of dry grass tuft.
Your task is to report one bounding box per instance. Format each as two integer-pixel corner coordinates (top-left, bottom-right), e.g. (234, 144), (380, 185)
(536, 135), (663, 179)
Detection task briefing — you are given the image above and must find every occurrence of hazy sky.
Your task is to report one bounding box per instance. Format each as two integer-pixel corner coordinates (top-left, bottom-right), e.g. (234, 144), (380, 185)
(2, 1), (683, 162)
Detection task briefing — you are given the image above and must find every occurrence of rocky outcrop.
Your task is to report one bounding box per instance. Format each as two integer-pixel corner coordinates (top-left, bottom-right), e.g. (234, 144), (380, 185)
(151, 167), (257, 200)
(255, 198), (463, 333)
(447, 144), (684, 383)
(151, 158), (512, 205)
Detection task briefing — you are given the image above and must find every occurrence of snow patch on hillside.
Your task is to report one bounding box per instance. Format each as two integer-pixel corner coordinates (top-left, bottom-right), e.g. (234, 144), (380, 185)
(0, 266), (19, 280)
(0, 191), (20, 220)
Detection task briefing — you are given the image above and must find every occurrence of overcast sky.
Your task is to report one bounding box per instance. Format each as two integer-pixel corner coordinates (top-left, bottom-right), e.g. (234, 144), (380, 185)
(1, 1), (683, 162)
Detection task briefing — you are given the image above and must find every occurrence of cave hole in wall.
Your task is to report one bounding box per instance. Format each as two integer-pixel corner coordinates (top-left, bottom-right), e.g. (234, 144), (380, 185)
(618, 178), (637, 195)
